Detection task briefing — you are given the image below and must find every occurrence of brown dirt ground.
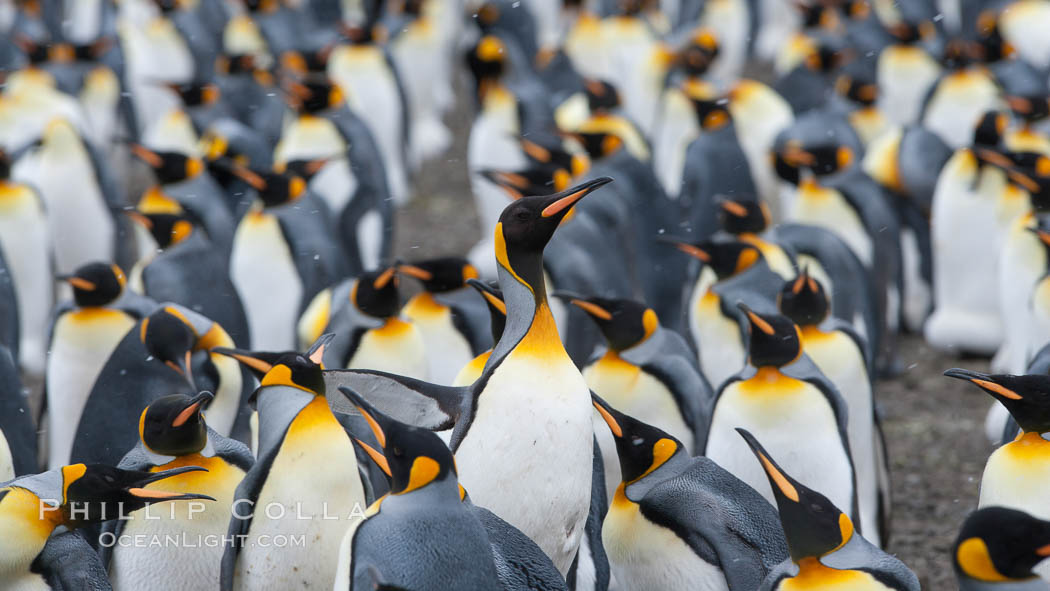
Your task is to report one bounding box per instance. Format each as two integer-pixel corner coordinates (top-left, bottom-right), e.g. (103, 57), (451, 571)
(398, 81), (995, 590)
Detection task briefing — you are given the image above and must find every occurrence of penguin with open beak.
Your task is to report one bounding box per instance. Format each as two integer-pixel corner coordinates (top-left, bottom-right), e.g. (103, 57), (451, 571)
(0, 463), (213, 590)
(738, 429), (920, 589)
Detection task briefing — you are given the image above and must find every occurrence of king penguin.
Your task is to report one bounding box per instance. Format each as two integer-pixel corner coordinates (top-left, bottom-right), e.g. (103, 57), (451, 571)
(45, 262), (139, 469)
(105, 392), (254, 591)
(717, 197), (796, 279)
(779, 269), (889, 548)
(0, 463), (213, 591)
(562, 293), (711, 499)
(592, 394), (789, 590)
(703, 304), (860, 529)
(326, 178), (614, 575)
(737, 429), (920, 590)
(945, 368), (1050, 522)
(954, 507), (1050, 589)
(299, 267), (429, 378)
(71, 304), (248, 464)
(398, 258), (490, 384)
(0, 150), (51, 375)
(218, 341), (367, 590)
(333, 387), (503, 590)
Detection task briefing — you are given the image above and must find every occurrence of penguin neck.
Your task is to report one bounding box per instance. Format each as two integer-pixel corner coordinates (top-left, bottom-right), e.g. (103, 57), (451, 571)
(0, 488), (63, 577)
(622, 449), (688, 501)
(490, 257), (565, 366)
(388, 471), (461, 504)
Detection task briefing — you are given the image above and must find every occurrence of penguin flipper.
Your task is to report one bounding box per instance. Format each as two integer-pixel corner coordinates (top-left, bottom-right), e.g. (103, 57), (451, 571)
(471, 505), (569, 591)
(819, 535), (920, 590)
(31, 530), (111, 591)
(567, 436), (610, 591)
(639, 457), (790, 591)
(324, 370), (464, 431)
(0, 346), (38, 476)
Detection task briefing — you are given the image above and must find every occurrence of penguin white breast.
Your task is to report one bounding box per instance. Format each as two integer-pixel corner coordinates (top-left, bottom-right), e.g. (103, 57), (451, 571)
(0, 489), (54, 590)
(402, 295), (472, 385)
(230, 211), (302, 351)
(789, 184), (872, 267)
(275, 117), (355, 213)
(235, 398), (364, 589)
(346, 318), (429, 380)
(923, 70), (1002, 150)
(468, 87), (524, 237)
(33, 130), (116, 275)
(0, 429), (12, 482)
(205, 354), (243, 437)
(0, 185), (51, 375)
(1000, 0), (1050, 70)
(109, 457), (246, 591)
(46, 309), (137, 469)
(979, 436), (1050, 521)
(690, 288), (745, 390)
(652, 88), (699, 195)
(876, 46), (941, 126)
(454, 336), (593, 575)
(706, 375), (854, 515)
(603, 491), (729, 591)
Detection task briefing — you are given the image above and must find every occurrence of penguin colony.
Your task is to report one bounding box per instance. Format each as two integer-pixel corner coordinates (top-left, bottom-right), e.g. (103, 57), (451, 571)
(5, 0), (1050, 589)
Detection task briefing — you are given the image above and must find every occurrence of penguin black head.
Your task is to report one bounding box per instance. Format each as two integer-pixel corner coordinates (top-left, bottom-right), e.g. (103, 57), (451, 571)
(481, 167), (561, 198)
(214, 334), (331, 394)
(467, 278), (506, 344)
(584, 79), (621, 113)
(803, 36), (851, 73)
(944, 369), (1050, 434)
(215, 53), (267, 81)
(352, 267), (402, 318)
(0, 150), (10, 180)
(1006, 95), (1050, 124)
(569, 131), (624, 160)
(591, 393), (683, 484)
(130, 144), (204, 185)
(737, 429), (854, 563)
(127, 210), (195, 249)
(718, 197), (770, 234)
(340, 387), (457, 496)
(226, 165), (307, 207)
(398, 257), (479, 293)
(140, 307), (199, 386)
(519, 135), (590, 180)
(467, 36), (506, 99)
(778, 269), (829, 327)
(280, 157), (329, 182)
(59, 262), (126, 308)
(954, 507), (1050, 583)
(139, 392), (213, 456)
(973, 111), (1007, 147)
(60, 463), (213, 525)
(662, 238), (762, 280)
(495, 177), (613, 291)
(283, 76), (344, 114)
(557, 293), (658, 351)
(834, 69), (878, 107)
(682, 79), (730, 131)
(738, 303), (803, 368)
(884, 18), (937, 45)
(165, 82), (221, 108)
(783, 142), (854, 177)
(280, 49), (331, 76)
(679, 29), (719, 76)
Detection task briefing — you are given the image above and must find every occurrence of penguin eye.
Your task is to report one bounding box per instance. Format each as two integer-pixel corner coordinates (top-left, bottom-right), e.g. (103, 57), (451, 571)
(514, 210), (531, 222)
(810, 503), (823, 512)
(103, 475), (115, 484)
(392, 446), (404, 458)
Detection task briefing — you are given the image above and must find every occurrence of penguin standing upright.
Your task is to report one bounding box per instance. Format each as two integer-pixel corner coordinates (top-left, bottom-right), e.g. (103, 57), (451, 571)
(228, 163), (348, 350)
(954, 507), (1050, 589)
(45, 263), (138, 469)
(105, 392), (254, 591)
(333, 388), (504, 590)
(563, 293), (711, 498)
(328, 179), (614, 575)
(219, 343), (367, 590)
(945, 369), (1050, 522)
(921, 40), (1003, 150)
(13, 118), (120, 276)
(592, 395), (789, 590)
(704, 305), (859, 528)
(0, 150), (50, 375)
(398, 258), (490, 384)
(875, 5), (943, 126)
(738, 430), (920, 590)
(0, 463), (212, 590)
(926, 112), (1026, 354)
(779, 270), (889, 548)
(327, 25), (410, 206)
(299, 267), (429, 378)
